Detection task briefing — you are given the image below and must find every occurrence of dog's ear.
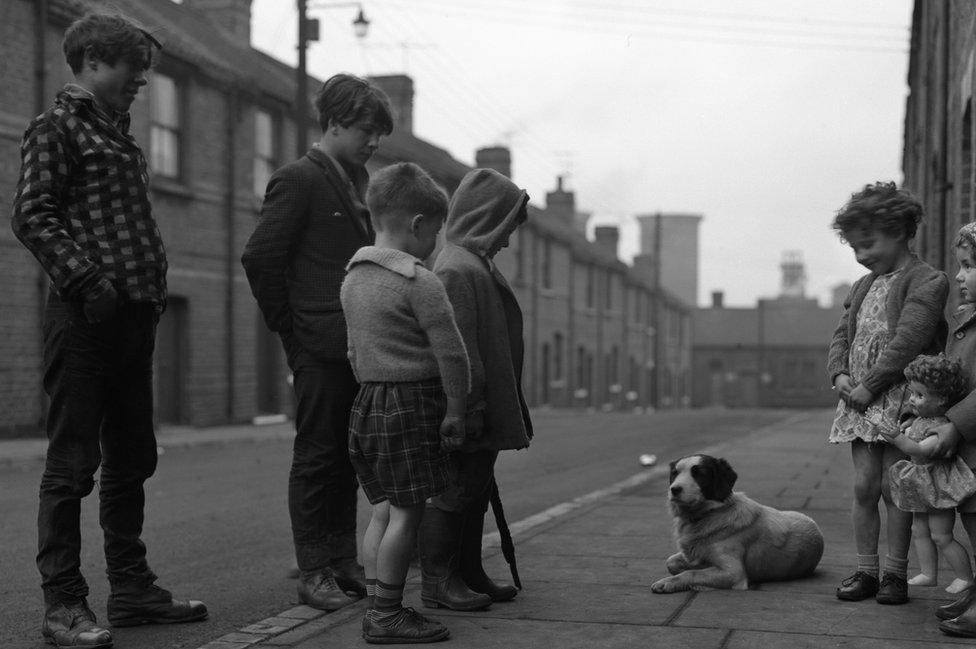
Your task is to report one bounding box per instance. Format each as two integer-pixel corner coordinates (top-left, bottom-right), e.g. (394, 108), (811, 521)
(709, 458), (738, 501)
(668, 459), (679, 483)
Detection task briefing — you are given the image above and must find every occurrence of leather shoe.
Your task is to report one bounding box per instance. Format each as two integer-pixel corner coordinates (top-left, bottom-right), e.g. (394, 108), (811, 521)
(463, 572), (518, 603)
(938, 584), (976, 620)
(940, 605), (976, 637)
(107, 583), (207, 627)
(835, 571), (879, 601)
(42, 599), (113, 649)
(876, 572), (908, 605)
(298, 570), (360, 611)
(331, 559), (367, 597)
(362, 607), (449, 644)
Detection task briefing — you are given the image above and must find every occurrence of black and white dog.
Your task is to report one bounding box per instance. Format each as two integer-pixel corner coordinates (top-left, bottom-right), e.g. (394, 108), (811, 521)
(651, 454), (824, 593)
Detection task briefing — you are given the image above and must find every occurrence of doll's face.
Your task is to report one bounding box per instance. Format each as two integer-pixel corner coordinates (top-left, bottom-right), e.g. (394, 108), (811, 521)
(908, 380), (946, 418)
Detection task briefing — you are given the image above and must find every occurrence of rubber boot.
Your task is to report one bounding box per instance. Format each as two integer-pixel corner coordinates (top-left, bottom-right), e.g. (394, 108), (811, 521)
(419, 507), (492, 611)
(459, 509), (518, 602)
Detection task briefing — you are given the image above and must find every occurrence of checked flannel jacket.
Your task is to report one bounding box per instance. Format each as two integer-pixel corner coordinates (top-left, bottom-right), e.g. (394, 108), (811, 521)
(11, 84), (167, 306)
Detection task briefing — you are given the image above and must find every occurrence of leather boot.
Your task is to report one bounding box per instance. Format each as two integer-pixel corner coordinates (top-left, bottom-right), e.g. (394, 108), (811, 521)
(940, 601), (976, 637)
(459, 509), (518, 602)
(419, 507), (491, 611)
(42, 599), (113, 648)
(937, 584), (976, 620)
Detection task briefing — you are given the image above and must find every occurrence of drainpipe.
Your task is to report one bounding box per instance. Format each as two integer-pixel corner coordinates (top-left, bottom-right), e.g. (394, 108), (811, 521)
(937, 0), (951, 270)
(34, 0), (49, 429)
(225, 87), (239, 420)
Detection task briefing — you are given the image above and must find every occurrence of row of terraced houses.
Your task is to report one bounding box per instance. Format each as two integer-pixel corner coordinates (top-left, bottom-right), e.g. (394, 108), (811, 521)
(1, 0), (700, 435)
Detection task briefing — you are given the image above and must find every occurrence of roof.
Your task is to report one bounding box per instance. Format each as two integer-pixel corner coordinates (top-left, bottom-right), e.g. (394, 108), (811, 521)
(694, 298), (843, 347)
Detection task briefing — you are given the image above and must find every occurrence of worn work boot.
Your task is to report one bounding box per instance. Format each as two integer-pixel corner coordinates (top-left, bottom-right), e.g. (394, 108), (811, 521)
(331, 557), (367, 598)
(42, 599), (113, 649)
(419, 507), (492, 611)
(459, 510), (518, 602)
(938, 584), (976, 620)
(297, 569), (360, 611)
(107, 581), (207, 627)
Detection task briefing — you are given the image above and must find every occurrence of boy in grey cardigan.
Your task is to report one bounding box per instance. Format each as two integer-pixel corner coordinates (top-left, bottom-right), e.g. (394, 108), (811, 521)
(340, 162), (469, 644)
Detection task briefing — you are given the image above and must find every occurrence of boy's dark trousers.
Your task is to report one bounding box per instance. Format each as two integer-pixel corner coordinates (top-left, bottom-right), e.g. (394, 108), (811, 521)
(284, 343), (360, 574)
(37, 294), (159, 605)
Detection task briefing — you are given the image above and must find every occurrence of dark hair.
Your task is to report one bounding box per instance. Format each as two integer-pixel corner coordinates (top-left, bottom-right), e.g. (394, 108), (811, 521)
(831, 181), (923, 241)
(904, 354), (968, 408)
(63, 13), (161, 74)
(314, 74), (393, 135)
(366, 163), (448, 229)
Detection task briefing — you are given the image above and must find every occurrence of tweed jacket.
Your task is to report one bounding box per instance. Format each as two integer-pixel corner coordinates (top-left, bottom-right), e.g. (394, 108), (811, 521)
(826, 255), (948, 396)
(434, 168), (533, 452)
(945, 304), (976, 467)
(242, 147), (374, 363)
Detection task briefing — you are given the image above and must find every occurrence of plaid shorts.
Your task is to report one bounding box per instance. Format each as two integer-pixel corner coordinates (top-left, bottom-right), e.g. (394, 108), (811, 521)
(348, 379), (456, 507)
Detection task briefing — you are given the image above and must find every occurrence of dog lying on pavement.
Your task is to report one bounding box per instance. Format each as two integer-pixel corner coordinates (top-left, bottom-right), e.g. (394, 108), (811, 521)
(651, 454), (824, 593)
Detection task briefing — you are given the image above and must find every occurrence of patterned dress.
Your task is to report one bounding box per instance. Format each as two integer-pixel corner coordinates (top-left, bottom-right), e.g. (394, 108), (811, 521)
(889, 416), (976, 511)
(829, 271), (909, 443)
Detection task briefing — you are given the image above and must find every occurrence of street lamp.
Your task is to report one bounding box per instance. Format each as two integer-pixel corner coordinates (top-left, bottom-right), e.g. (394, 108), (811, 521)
(295, 1), (371, 159)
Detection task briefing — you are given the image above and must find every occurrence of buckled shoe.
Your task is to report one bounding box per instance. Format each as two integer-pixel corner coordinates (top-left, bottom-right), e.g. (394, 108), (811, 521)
(107, 582), (207, 627)
(42, 599), (113, 649)
(362, 607), (449, 644)
(297, 570), (360, 611)
(835, 571), (879, 601)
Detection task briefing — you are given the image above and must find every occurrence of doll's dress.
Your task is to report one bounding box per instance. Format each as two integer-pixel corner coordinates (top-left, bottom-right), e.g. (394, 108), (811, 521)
(888, 416), (976, 511)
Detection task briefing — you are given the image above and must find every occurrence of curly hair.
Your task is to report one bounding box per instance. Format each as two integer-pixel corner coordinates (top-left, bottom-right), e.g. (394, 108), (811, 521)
(904, 354), (968, 408)
(832, 181), (924, 241)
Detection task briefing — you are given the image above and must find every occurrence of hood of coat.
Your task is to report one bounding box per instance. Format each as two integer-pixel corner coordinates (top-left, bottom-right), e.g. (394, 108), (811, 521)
(445, 168), (529, 258)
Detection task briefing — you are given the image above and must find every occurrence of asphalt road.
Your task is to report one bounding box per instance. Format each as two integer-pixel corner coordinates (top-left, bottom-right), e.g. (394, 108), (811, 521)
(0, 408), (804, 649)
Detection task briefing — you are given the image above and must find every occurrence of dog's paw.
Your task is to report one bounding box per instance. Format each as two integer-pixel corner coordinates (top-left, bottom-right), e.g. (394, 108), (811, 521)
(651, 576), (686, 594)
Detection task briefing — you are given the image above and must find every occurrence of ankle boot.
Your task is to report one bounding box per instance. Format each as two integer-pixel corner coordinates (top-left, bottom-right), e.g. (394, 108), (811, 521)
(459, 509), (518, 602)
(940, 600), (976, 637)
(419, 507), (491, 611)
(938, 584), (976, 621)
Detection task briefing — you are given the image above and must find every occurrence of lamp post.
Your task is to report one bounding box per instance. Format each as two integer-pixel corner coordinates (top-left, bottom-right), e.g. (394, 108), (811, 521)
(295, 1), (370, 159)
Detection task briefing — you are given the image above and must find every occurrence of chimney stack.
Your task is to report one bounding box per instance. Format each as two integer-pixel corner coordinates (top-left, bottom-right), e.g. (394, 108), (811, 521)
(593, 226), (620, 259)
(475, 146), (511, 179)
(546, 175), (589, 234)
(185, 0), (253, 42)
(711, 291), (724, 308)
(368, 74), (413, 134)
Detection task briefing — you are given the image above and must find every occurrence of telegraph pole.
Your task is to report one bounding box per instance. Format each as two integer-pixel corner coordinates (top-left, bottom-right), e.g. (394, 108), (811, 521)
(296, 0), (309, 159)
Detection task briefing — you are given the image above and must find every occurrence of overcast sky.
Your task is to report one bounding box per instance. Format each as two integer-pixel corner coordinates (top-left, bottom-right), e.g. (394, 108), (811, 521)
(249, 0), (914, 307)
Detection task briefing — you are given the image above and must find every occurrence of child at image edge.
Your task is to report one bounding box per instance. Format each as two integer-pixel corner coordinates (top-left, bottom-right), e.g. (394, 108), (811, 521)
(827, 181), (949, 606)
(924, 222), (976, 637)
(340, 162), (469, 644)
(880, 354), (976, 594)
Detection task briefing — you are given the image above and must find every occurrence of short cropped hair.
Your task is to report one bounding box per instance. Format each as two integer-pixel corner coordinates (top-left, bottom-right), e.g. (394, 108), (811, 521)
(63, 13), (161, 74)
(366, 163), (448, 230)
(314, 74), (394, 135)
(832, 181), (924, 241)
(904, 354), (968, 408)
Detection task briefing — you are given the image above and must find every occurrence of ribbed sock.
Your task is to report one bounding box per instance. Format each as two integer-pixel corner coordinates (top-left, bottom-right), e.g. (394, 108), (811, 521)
(367, 580), (404, 623)
(857, 554), (880, 577)
(365, 578), (377, 610)
(885, 555), (908, 580)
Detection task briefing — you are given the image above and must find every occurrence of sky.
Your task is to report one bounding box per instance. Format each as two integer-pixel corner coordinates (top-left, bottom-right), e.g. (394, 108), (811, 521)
(249, 0), (914, 308)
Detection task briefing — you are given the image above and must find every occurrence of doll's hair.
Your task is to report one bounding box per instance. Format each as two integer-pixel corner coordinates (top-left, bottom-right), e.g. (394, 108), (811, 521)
(832, 181), (923, 241)
(904, 354), (968, 407)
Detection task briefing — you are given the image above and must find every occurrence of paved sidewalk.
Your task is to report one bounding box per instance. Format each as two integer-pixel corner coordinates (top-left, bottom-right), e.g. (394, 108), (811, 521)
(184, 410), (976, 649)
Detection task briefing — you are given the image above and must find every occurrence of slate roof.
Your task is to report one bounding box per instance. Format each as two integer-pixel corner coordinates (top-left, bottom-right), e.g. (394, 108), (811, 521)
(694, 299), (843, 347)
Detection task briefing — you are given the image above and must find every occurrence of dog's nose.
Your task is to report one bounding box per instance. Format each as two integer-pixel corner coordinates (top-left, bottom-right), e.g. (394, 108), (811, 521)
(670, 486), (682, 497)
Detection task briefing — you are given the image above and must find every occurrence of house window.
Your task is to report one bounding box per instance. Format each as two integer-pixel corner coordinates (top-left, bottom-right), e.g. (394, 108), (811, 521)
(586, 265), (595, 308)
(553, 333), (563, 380)
(254, 109), (277, 197)
(150, 74), (181, 178)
